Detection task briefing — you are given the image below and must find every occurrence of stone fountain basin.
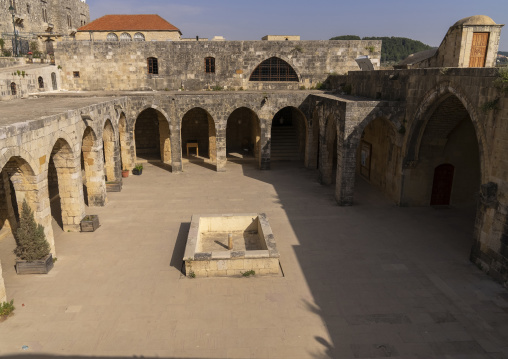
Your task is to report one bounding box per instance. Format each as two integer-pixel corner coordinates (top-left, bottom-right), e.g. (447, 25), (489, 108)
(184, 213), (280, 277)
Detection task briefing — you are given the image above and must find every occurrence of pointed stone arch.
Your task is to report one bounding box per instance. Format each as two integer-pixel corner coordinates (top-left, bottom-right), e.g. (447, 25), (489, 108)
(226, 107), (261, 163)
(0, 155), (55, 254)
(403, 82), (487, 183)
(134, 107), (171, 166)
(269, 106), (308, 164)
(181, 107), (217, 171)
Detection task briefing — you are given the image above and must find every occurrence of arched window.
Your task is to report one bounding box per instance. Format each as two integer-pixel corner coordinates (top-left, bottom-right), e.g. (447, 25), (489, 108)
(205, 57), (215, 73)
(249, 57), (299, 82)
(134, 32), (145, 42)
(38, 76), (44, 89)
(147, 57), (158, 75)
(120, 33), (132, 41)
(106, 33), (118, 41)
(10, 82), (16, 95)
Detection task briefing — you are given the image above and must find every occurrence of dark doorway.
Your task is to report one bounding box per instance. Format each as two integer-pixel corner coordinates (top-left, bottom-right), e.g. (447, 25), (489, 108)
(430, 164), (455, 206)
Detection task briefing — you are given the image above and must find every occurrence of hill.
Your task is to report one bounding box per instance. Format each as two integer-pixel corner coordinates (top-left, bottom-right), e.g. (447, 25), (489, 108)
(499, 51), (508, 56)
(330, 35), (433, 63)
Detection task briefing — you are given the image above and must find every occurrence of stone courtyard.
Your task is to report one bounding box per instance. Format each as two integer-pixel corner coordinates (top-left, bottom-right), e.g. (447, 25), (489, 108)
(0, 160), (507, 358)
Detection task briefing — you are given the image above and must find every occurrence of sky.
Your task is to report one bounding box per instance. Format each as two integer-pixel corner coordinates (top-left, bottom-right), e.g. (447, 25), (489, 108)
(87, 0), (508, 51)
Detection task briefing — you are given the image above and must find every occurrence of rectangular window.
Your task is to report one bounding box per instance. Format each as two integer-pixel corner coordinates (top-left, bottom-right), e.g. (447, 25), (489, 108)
(205, 57), (215, 73)
(73, 71), (80, 78)
(147, 57), (158, 75)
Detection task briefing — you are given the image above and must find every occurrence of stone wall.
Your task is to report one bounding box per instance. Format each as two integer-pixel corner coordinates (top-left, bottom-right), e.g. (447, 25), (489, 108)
(54, 40), (382, 91)
(0, 0), (90, 52)
(331, 67), (508, 285)
(0, 65), (61, 100)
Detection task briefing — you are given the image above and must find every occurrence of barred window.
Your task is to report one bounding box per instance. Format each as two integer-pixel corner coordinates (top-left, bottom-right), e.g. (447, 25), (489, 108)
(205, 57), (215, 73)
(106, 33), (118, 41)
(134, 32), (145, 42)
(120, 33), (132, 41)
(10, 82), (17, 95)
(147, 57), (158, 75)
(249, 57), (298, 82)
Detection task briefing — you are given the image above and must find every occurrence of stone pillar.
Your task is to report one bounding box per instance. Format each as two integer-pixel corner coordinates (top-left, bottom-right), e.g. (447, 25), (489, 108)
(103, 139), (116, 182)
(83, 141), (107, 207)
(119, 115), (134, 171)
(112, 140), (122, 182)
(0, 260), (6, 303)
(319, 132), (333, 185)
(215, 117), (227, 172)
(0, 172), (18, 233)
(54, 154), (86, 232)
(334, 140), (356, 206)
(208, 117), (218, 170)
(159, 119), (172, 165)
(259, 118), (271, 170)
(170, 127), (182, 173)
(33, 175), (56, 255)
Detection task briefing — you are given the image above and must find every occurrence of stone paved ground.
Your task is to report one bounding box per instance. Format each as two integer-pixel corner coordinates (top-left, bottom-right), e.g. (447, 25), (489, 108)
(0, 160), (507, 359)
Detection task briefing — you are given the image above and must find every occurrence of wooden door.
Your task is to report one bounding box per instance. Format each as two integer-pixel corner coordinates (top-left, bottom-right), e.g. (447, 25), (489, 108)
(469, 33), (489, 68)
(430, 164), (454, 205)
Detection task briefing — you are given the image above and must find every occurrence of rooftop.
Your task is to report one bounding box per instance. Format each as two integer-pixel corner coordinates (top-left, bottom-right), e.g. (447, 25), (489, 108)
(77, 14), (181, 33)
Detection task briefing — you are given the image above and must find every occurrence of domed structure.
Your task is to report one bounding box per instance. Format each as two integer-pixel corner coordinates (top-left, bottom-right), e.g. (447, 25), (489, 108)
(453, 15), (497, 27)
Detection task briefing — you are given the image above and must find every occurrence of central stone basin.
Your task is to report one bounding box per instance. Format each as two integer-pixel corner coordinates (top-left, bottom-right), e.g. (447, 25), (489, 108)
(184, 213), (280, 277)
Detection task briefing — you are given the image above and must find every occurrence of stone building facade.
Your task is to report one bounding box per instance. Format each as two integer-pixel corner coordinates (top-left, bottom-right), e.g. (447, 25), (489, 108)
(397, 15), (504, 69)
(0, 0), (90, 54)
(54, 40), (382, 91)
(0, 14), (508, 303)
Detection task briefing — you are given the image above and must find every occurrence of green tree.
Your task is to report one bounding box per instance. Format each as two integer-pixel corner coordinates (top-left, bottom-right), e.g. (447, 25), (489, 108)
(329, 35), (433, 63)
(13, 200), (50, 261)
(330, 35), (361, 40)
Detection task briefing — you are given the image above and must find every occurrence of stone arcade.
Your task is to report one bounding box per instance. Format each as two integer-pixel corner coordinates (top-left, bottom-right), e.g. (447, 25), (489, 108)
(0, 14), (507, 304)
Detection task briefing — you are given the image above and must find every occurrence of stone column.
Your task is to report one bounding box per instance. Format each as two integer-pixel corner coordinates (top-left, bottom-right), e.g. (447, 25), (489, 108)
(33, 175), (56, 254)
(0, 261), (6, 303)
(159, 119), (172, 165)
(112, 139), (122, 182)
(334, 141), (356, 206)
(215, 117), (227, 172)
(170, 127), (182, 173)
(83, 141), (107, 207)
(259, 118), (272, 170)
(0, 172), (18, 233)
(55, 155), (86, 232)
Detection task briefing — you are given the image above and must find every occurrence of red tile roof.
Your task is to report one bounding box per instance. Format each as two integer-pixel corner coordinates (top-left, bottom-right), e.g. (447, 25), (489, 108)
(78, 15), (181, 33)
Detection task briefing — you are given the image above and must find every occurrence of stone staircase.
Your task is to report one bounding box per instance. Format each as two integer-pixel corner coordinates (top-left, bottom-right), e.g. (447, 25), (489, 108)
(270, 126), (300, 161)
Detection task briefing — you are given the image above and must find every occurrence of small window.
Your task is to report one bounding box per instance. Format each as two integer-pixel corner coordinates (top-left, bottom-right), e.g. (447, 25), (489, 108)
(120, 33), (132, 41)
(106, 33), (118, 41)
(42, 8), (47, 22)
(205, 57), (215, 73)
(147, 57), (158, 75)
(10, 82), (16, 95)
(67, 14), (72, 28)
(73, 71), (80, 78)
(134, 32), (145, 42)
(38, 76), (44, 88)
(26, 4), (30, 14)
